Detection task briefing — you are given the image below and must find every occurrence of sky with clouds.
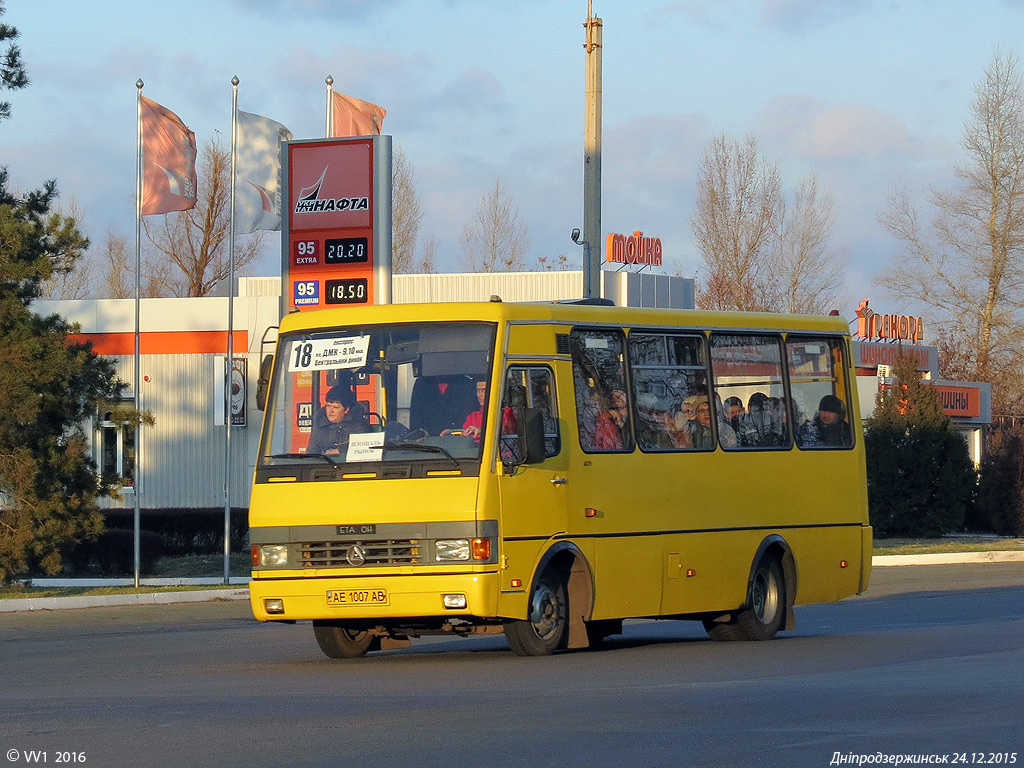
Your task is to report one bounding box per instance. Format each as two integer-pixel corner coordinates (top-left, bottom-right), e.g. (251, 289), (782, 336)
(3, 0), (1022, 316)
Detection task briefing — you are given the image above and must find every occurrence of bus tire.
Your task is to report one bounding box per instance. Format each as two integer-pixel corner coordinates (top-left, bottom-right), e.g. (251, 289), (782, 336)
(704, 557), (786, 642)
(312, 622), (379, 658)
(504, 568), (568, 656)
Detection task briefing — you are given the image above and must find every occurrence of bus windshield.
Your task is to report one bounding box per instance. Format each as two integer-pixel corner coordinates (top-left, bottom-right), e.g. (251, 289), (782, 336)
(259, 321), (496, 467)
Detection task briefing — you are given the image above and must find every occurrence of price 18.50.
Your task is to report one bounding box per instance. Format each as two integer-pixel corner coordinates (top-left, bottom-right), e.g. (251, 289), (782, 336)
(325, 278), (369, 305)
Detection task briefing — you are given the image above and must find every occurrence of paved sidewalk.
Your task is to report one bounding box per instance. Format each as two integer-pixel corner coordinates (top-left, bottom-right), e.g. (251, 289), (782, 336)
(2, 551), (1023, 613)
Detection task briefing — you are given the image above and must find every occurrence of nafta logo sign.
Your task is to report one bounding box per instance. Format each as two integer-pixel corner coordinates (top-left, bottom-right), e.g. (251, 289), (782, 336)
(294, 167), (369, 214)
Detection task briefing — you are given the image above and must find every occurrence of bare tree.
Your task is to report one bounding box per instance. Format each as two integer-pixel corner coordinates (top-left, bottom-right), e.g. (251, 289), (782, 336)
(772, 173), (845, 314)
(419, 235), (437, 274)
(460, 179), (529, 272)
(692, 134), (843, 314)
(877, 49), (1024, 414)
(691, 134), (784, 311)
(392, 146), (422, 273)
(143, 138), (264, 297)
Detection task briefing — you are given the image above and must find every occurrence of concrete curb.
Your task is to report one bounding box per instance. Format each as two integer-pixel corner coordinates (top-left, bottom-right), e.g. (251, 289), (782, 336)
(0, 588), (249, 613)
(871, 550), (1024, 566)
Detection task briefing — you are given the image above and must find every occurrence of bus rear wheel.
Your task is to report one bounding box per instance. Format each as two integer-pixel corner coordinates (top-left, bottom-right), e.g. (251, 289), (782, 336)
(313, 622), (380, 658)
(504, 569), (568, 656)
(704, 557), (786, 642)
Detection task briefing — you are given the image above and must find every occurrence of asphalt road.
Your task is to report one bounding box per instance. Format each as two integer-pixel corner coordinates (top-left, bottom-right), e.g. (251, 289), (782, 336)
(3, 564), (1023, 768)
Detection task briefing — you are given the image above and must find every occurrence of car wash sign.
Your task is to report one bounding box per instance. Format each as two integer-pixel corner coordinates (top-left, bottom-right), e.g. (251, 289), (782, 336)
(605, 231), (662, 267)
(281, 136), (393, 315)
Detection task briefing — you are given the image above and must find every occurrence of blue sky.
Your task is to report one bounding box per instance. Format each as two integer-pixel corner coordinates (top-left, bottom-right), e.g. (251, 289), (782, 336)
(4, 0), (1022, 316)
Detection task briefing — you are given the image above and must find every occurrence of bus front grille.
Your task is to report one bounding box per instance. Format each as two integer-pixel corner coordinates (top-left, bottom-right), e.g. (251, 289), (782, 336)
(299, 540), (423, 567)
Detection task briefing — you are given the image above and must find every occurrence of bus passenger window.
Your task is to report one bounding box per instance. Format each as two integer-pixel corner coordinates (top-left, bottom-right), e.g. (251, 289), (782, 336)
(570, 329), (633, 453)
(628, 333), (710, 451)
(710, 334), (789, 450)
(787, 337), (854, 449)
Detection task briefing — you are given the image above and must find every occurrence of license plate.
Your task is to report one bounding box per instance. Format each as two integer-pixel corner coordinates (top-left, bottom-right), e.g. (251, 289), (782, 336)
(326, 588), (389, 606)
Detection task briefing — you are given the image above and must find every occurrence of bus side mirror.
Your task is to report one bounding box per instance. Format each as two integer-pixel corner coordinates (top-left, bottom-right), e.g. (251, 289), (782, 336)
(502, 407), (546, 466)
(256, 354), (273, 411)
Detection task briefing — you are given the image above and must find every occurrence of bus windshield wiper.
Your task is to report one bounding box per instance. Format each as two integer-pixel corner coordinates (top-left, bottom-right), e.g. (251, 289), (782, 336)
(382, 442), (460, 468)
(270, 452), (334, 464)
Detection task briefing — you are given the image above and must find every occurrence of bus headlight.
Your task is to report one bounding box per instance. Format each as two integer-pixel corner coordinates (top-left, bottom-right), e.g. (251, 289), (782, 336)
(435, 539), (471, 561)
(259, 545), (289, 566)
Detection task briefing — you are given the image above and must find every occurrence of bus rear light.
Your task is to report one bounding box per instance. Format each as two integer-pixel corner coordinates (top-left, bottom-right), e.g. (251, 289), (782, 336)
(472, 538), (491, 561)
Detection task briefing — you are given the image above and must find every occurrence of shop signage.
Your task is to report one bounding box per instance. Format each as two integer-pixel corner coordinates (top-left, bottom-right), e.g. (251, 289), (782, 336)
(855, 298), (924, 342)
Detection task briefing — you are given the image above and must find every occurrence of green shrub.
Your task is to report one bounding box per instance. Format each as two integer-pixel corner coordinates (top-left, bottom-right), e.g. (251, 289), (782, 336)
(865, 349), (977, 538)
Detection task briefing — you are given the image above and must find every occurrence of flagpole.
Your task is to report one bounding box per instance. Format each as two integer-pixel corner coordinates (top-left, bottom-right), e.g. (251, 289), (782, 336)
(224, 76), (239, 586)
(325, 75), (334, 138)
(133, 79), (144, 589)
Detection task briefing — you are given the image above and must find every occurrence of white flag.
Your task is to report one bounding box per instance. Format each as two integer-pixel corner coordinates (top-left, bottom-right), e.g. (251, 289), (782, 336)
(234, 109), (292, 234)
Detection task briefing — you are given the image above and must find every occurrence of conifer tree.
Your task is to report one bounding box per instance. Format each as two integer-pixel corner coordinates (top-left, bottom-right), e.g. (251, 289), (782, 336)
(864, 349), (976, 537)
(0, 171), (130, 581)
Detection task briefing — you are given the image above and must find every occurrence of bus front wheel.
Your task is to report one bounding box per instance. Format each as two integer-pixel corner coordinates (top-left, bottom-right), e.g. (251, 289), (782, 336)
(704, 557), (786, 642)
(313, 622), (380, 658)
(504, 569), (568, 656)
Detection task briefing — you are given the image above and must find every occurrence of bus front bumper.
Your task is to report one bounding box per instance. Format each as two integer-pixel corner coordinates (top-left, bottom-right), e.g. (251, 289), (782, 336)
(249, 570), (500, 623)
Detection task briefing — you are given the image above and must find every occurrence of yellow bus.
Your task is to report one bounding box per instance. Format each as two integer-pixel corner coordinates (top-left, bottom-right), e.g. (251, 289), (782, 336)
(249, 300), (871, 657)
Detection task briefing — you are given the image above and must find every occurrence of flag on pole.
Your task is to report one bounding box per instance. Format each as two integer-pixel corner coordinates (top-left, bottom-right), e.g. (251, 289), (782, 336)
(140, 95), (198, 215)
(234, 109), (292, 234)
(330, 91), (386, 137)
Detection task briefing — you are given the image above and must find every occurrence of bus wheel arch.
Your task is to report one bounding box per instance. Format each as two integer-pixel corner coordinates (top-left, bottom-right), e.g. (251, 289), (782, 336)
(505, 542), (594, 654)
(750, 535), (797, 632)
(703, 535), (796, 641)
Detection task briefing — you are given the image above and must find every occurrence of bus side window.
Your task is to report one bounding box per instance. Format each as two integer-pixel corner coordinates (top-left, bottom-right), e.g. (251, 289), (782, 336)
(502, 367), (561, 458)
(628, 332), (708, 452)
(570, 329), (633, 453)
(709, 334), (788, 450)
(787, 336), (854, 449)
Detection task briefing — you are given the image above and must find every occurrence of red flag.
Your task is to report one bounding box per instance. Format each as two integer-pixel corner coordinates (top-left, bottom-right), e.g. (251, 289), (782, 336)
(331, 91), (386, 137)
(141, 95), (198, 215)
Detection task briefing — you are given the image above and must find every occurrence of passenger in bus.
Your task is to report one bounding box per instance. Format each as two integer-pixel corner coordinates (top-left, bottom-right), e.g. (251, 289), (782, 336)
(581, 387), (624, 450)
(813, 394), (851, 447)
(724, 396), (744, 432)
(739, 392), (782, 447)
(688, 395), (716, 449)
(714, 393), (738, 448)
(307, 385), (370, 455)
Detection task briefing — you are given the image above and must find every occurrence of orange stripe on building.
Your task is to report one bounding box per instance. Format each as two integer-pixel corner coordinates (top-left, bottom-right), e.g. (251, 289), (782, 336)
(68, 331), (248, 355)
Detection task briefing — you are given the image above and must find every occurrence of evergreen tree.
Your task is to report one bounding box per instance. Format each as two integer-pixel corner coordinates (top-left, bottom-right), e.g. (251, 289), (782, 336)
(0, 1), (29, 123)
(0, 170), (127, 581)
(864, 349), (976, 537)
(976, 424), (1024, 536)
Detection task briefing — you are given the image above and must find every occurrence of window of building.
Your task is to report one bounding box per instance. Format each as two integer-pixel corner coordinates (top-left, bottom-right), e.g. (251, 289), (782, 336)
(97, 403), (136, 488)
